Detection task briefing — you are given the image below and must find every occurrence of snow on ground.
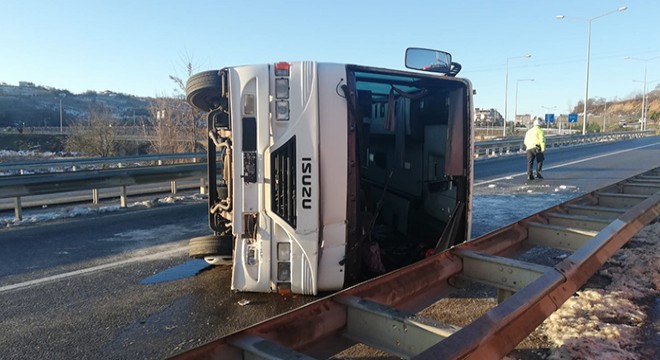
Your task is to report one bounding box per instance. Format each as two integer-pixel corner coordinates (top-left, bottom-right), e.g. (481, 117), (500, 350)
(539, 221), (660, 360)
(0, 150), (166, 176)
(0, 150), (79, 176)
(0, 149), (74, 161)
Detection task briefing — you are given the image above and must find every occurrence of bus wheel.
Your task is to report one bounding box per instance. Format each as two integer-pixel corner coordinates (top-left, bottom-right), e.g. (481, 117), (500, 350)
(189, 234), (233, 266)
(186, 70), (224, 112)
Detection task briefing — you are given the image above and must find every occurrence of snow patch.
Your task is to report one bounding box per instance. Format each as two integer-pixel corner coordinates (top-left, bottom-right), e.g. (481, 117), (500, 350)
(540, 222), (660, 359)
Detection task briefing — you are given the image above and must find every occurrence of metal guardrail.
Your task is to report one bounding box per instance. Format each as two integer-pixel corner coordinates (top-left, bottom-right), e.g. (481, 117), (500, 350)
(0, 153), (208, 221)
(0, 164), (205, 199)
(473, 130), (655, 158)
(0, 152), (204, 174)
(16, 126), (196, 142)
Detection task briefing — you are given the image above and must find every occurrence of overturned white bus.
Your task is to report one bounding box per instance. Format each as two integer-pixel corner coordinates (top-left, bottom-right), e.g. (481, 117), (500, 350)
(185, 48), (474, 295)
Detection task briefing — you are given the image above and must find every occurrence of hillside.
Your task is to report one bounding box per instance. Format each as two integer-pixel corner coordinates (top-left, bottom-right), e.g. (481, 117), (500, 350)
(1, 82), (658, 131)
(0, 83), (153, 129)
(574, 87), (660, 120)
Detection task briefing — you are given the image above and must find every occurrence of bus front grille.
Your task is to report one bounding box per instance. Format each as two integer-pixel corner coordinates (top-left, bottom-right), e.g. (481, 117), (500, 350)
(271, 137), (297, 228)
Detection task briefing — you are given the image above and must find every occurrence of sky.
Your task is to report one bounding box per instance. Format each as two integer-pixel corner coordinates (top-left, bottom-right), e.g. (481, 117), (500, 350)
(1, 0), (659, 119)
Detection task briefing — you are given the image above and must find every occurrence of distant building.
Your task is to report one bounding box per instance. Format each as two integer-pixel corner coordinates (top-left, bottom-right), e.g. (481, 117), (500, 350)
(474, 108), (502, 125)
(515, 114), (532, 124)
(101, 90), (117, 96)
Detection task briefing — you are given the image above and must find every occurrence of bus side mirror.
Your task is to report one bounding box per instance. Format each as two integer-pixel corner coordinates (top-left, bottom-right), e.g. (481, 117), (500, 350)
(405, 48), (452, 74)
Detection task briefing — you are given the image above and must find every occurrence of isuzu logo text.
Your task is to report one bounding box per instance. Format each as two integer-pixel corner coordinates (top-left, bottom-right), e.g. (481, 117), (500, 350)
(301, 157), (312, 209)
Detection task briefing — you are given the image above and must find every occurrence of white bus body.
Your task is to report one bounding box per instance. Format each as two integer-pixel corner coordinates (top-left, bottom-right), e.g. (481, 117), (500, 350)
(187, 51), (473, 295)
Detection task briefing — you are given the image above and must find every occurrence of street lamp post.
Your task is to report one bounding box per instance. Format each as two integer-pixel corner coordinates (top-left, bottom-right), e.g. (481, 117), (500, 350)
(625, 56), (660, 131)
(514, 79), (534, 125)
(58, 93), (66, 134)
(556, 6), (627, 135)
(632, 80), (647, 130)
(600, 97), (622, 132)
(503, 54), (531, 137)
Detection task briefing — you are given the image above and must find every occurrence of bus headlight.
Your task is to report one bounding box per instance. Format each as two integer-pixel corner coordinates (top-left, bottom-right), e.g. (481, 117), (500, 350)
(275, 78), (289, 99)
(277, 262), (291, 282)
(277, 242), (290, 261)
(243, 94), (255, 115)
(246, 245), (257, 266)
(276, 100), (289, 121)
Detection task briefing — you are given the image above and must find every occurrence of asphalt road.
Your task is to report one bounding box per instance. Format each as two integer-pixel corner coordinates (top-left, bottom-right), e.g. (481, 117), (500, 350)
(0, 202), (314, 359)
(1, 136), (659, 359)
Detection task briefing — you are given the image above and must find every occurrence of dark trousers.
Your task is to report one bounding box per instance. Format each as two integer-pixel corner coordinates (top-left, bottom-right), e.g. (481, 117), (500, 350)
(526, 148), (544, 176)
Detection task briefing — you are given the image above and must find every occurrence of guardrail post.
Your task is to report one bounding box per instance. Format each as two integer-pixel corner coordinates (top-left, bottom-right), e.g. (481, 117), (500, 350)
(199, 178), (206, 195)
(14, 196), (22, 221)
(171, 180), (177, 194)
(120, 186), (127, 208)
(92, 189), (99, 204)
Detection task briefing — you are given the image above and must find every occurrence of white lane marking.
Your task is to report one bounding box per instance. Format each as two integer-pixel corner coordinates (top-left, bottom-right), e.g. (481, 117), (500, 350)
(475, 142), (660, 186)
(0, 246), (187, 293)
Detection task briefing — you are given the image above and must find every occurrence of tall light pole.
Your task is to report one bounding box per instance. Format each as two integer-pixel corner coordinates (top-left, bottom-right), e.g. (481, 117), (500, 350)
(625, 56), (660, 131)
(514, 79), (534, 125)
(503, 54), (532, 137)
(632, 80), (647, 130)
(58, 93), (66, 133)
(556, 6), (627, 135)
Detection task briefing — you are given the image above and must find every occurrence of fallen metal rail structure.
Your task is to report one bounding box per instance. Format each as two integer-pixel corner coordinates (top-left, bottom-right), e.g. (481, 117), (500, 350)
(171, 167), (660, 360)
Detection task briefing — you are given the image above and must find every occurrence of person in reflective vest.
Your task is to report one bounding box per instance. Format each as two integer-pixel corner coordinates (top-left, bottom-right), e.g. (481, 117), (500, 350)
(524, 119), (546, 180)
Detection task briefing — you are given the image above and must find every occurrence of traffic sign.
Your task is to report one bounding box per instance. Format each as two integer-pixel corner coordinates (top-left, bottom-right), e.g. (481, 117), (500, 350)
(568, 113), (578, 123)
(545, 113), (555, 124)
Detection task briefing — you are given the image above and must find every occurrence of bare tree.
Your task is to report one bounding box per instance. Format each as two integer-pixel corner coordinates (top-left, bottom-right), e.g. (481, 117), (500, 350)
(142, 59), (205, 154)
(144, 97), (193, 154)
(65, 105), (120, 157)
(170, 60), (205, 153)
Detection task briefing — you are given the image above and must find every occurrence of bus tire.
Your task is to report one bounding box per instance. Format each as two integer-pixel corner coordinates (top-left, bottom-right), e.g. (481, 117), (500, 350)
(186, 70), (224, 112)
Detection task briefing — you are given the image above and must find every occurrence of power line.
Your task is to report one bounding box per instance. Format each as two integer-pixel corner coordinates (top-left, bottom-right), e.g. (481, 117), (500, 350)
(464, 49), (660, 74)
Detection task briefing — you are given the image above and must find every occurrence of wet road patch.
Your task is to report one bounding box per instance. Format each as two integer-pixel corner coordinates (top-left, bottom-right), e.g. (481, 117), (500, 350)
(141, 259), (211, 284)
